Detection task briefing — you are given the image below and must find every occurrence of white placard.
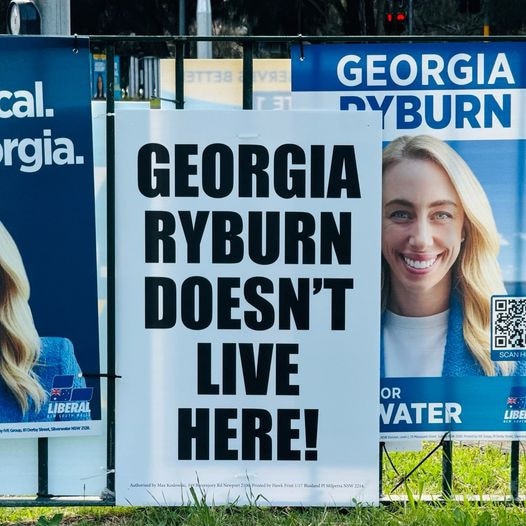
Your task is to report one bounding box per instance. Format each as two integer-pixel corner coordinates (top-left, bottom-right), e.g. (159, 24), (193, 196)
(115, 110), (382, 506)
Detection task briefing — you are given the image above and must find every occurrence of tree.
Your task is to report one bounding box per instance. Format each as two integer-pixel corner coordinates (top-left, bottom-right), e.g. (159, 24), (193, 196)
(0, 0), (524, 39)
(489, 0), (526, 34)
(212, 0), (377, 36)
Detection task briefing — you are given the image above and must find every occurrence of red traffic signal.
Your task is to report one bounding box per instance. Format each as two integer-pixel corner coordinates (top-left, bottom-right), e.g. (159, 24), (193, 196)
(384, 10), (406, 35)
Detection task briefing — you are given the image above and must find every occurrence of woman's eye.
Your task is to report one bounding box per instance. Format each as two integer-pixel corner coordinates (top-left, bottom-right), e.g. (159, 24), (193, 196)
(389, 210), (411, 220)
(434, 211), (453, 220)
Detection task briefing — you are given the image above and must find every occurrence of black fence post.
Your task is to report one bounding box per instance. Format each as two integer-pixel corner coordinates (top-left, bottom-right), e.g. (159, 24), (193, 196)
(37, 438), (49, 498)
(442, 440), (453, 498)
(175, 40), (185, 109)
(242, 40), (253, 110)
(105, 43), (117, 497)
(379, 442), (384, 498)
(511, 440), (520, 503)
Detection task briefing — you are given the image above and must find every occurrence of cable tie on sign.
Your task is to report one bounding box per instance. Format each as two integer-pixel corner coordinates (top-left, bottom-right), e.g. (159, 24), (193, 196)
(153, 96), (182, 106)
(298, 34), (305, 61)
(73, 34), (79, 54)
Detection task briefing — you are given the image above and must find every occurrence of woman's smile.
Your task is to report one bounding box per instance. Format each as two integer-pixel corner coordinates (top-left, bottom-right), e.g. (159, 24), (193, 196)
(382, 158), (465, 315)
(402, 254), (438, 271)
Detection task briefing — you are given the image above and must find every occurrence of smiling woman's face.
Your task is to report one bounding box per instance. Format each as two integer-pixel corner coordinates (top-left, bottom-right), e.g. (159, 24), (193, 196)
(382, 158), (465, 315)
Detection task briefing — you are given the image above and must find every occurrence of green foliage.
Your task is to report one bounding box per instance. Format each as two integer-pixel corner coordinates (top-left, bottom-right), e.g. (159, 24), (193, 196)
(35, 514), (63, 526)
(2, 502), (526, 526)
(0, 445), (525, 525)
(383, 442), (526, 497)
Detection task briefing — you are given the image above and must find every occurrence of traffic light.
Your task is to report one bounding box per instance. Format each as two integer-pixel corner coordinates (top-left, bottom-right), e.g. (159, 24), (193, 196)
(384, 11), (394, 34)
(395, 10), (407, 33)
(384, 0), (407, 35)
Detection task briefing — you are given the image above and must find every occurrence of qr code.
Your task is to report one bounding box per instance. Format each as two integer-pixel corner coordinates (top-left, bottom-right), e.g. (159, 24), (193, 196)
(491, 296), (526, 350)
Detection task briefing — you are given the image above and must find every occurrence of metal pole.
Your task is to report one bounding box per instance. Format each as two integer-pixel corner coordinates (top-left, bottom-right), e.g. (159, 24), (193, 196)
(105, 44), (116, 497)
(37, 438), (49, 498)
(483, 0), (490, 36)
(175, 41), (185, 109)
(442, 440), (453, 498)
(196, 0), (212, 58)
(511, 441), (520, 503)
(34, 0), (70, 35)
(178, 0), (186, 35)
(379, 443), (384, 497)
(242, 41), (253, 110)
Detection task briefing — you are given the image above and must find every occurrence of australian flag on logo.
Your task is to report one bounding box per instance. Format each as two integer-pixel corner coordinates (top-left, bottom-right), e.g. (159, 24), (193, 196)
(50, 375), (74, 401)
(506, 386), (526, 410)
(49, 375), (93, 403)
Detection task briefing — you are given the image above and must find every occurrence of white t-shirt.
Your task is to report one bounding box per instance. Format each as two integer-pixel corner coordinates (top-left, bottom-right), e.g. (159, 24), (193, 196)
(383, 309), (449, 377)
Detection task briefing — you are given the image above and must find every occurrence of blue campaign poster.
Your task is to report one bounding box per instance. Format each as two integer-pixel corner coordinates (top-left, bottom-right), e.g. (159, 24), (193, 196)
(291, 41), (526, 440)
(91, 52), (121, 100)
(0, 36), (100, 436)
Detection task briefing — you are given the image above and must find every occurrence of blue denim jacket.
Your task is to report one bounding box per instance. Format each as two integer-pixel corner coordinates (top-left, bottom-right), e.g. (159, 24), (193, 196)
(0, 337), (89, 423)
(381, 290), (526, 377)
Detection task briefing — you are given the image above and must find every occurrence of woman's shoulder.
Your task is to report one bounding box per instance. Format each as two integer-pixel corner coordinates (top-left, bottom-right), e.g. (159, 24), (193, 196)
(40, 336), (73, 357)
(35, 337), (79, 381)
(39, 337), (74, 359)
(34, 338), (90, 422)
(512, 361), (526, 376)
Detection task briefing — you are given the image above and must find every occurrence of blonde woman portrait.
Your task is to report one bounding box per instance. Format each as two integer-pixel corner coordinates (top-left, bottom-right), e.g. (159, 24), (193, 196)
(0, 222), (90, 422)
(380, 134), (524, 378)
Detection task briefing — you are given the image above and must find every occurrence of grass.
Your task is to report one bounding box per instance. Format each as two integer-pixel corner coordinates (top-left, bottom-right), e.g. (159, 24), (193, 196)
(382, 441), (526, 497)
(1, 442), (526, 525)
(2, 502), (526, 526)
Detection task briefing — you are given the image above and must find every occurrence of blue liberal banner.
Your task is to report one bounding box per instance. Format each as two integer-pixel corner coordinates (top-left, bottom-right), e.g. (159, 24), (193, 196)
(381, 377), (526, 439)
(292, 41), (526, 440)
(0, 36), (101, 437)
(292, 42), (526, 140)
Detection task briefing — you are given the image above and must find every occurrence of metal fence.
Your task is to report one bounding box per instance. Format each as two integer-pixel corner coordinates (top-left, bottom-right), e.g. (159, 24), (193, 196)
(3, 33), (525, 508)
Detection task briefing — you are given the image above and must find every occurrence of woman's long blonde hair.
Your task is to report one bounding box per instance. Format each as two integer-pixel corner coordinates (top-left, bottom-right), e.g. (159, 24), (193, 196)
(0, 222), (45, 411)
(382, 135), (513, 376)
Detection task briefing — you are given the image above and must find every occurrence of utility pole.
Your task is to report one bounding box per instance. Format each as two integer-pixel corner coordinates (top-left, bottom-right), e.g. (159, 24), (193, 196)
(179, 0), (186, 35)
(196, 0), (212, 58)
(483, 0), (490, 35)
(34, 0), (70, 35)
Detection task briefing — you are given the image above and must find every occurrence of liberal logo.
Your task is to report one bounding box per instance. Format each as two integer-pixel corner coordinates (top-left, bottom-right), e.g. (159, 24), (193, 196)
(503, 386), (526, 422)
(47, 375), (93, 416)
